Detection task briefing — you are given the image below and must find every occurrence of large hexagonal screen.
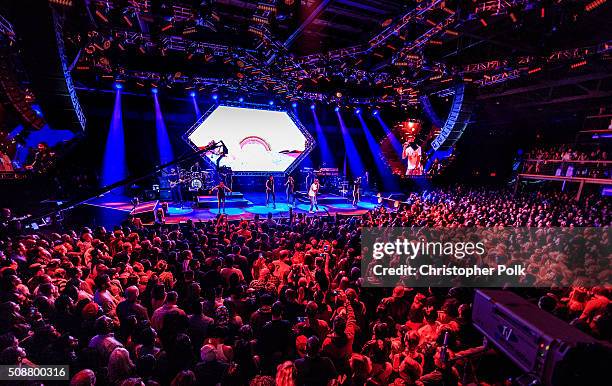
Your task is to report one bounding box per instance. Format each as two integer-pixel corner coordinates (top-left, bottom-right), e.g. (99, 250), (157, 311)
(186, 105), (313, 174)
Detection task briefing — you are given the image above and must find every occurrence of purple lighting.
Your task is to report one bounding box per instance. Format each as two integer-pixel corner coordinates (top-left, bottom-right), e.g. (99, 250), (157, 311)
(311, 107), (334, 167)
(154, 92), (174, 165)
(336, 110), (365, 178)
(102, 90), (127, 190)
(375, 114), (403, 157)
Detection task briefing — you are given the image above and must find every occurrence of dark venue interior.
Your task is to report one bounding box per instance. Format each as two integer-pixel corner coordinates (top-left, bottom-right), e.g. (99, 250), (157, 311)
(0, 1), (611, 385)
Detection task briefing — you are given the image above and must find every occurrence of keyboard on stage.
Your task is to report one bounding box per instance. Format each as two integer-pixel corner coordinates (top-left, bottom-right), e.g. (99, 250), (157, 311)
(314, 168), (340, 176)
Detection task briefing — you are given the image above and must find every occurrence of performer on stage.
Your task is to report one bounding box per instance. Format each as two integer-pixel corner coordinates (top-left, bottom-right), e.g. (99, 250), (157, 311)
(308, 178), (320, 213)
(265, 175), (276, 209)
(211, 180), (232, 214)
(285, 175), (295, 206)
(26, 142), (55, 173)
(402, 141), (422, 176)
(168, 168), (184, 207)
(352, 176), (361, 206)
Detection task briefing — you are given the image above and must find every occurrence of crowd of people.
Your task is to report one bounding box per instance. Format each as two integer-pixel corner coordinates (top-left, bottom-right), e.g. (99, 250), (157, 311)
(524, 145), (609, 162)
(523, 144), (610, 178)
(0, 187), (610, 386)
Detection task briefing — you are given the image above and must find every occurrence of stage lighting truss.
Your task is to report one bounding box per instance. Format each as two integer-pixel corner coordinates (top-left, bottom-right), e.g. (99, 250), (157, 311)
(0, 14), (15, 43)
(182, 103), (315, 176)
(74, 0), (610, 107)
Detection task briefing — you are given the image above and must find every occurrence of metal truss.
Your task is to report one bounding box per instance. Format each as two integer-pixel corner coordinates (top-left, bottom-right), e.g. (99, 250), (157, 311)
(53, 9), (86, 131)
(0, 14), (15, 43)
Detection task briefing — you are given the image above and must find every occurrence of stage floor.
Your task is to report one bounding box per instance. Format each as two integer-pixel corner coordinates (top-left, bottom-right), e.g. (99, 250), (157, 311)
(83, 191), (377, 224)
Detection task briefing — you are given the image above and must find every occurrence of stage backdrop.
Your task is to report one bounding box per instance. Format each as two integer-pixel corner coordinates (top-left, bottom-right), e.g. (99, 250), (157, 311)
(186, 105), (313, 174)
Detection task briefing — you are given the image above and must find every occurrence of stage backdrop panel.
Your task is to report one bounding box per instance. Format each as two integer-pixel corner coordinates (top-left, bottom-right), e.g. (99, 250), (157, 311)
(186, 105), (313, 174)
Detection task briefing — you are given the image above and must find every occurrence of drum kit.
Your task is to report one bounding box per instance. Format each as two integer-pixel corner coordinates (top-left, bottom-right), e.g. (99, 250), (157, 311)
(186, 170), (214, 191)
(168, 167), (215, 192)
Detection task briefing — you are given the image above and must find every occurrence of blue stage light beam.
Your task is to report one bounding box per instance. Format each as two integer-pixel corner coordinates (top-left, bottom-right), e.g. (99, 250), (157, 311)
(191, 93), (201, 117)
(336, 110), (365, 177)
(102, 90), (127, 190)
(153, 92), (174, 166)
(311, 108), (334, 167)
(375, 114), (403, 157)
(358, 114), (397, 190)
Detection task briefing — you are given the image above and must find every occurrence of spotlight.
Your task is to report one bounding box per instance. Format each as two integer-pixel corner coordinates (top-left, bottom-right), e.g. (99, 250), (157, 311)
(212, 94), (218, 101)
(334, 106), (340, 112)
(310, 104), (316, 110)
(189, 91), (196, 97)
(355, 108), (361, 115)
(114, 82), (123, 90)
(269, 100), (274, 106)
(373, 109), (379, 116)
(151, 87), (158, 94)
(291, 102), (298, 108)
(32, 105), (43, 117)
(238, 97), (244, 103)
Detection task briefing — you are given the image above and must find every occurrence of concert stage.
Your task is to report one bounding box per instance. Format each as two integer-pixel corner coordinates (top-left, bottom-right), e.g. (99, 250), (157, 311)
(81, 191), (378, 226)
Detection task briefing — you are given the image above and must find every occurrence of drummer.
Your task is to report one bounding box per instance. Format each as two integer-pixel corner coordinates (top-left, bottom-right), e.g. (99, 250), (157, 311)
(190, 162), (202, 174)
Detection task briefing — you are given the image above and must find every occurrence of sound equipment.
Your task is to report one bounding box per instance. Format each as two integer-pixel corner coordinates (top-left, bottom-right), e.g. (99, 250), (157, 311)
(158, 188), (171, 200)
(11, 1), (85, 132)
(130, 201), (160, 224)
(144, 189), (158, 201)
(472, 289), (612, 386)
(430, 83), (474, 151)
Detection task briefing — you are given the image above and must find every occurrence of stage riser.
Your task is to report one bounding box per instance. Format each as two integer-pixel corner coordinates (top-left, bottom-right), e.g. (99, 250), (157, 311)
(196, 195), (251, 208)
(197, 192), (245, 199)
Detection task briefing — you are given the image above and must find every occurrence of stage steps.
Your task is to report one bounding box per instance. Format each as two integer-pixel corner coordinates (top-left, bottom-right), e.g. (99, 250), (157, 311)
(196, 192), (251, 208)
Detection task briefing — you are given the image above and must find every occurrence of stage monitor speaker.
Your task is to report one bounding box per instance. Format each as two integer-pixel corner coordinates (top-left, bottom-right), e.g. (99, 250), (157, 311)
(159, 188), (172, 200)
(144, 189), (158, 201)
(130, 201), (160, 224)
(472, 289), (611, 386)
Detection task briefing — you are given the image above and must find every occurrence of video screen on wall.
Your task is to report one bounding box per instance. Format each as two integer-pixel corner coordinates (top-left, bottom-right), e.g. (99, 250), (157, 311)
(187, 106), (309, 173)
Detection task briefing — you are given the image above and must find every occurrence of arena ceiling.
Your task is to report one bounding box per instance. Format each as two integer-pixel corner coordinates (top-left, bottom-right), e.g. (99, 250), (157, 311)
(3, 1), (612, 113)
